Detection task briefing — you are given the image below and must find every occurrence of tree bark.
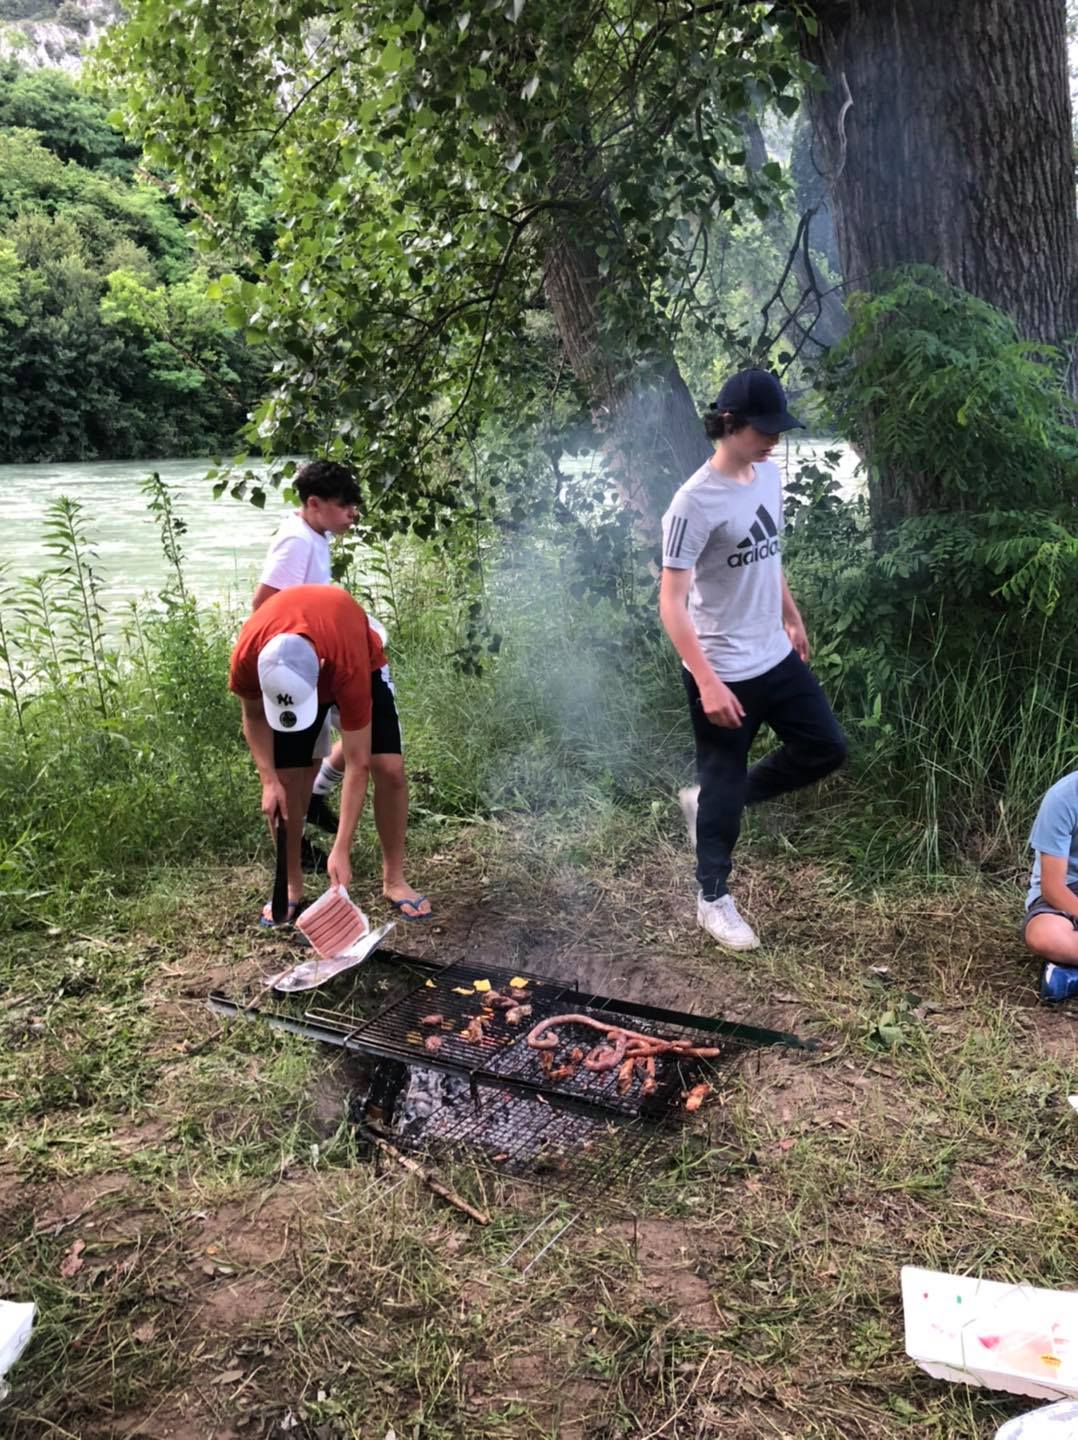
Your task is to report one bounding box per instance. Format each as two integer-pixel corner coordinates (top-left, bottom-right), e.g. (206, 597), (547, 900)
(801, 0), (1078, 352)
(542, 225), (710, 526)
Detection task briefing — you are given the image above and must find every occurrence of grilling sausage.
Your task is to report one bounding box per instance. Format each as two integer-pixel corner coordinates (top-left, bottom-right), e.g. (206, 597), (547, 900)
(525, 1014), (721, 1074)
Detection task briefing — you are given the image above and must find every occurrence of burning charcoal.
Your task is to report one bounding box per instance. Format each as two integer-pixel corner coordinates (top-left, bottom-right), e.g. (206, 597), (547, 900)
(424, 1034), (444, 1054)
(683, 1082), (711, 1112)
(420, 1013), (444, 1026)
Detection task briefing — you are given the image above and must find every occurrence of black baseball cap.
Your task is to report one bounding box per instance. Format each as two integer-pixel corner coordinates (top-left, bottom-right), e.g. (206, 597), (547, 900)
(711, 368), (803, 434)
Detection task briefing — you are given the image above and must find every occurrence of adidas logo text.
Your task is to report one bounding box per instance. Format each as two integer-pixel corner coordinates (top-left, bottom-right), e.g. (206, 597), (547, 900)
(727, 536), (780, 568)
(727, 505), (780, 568)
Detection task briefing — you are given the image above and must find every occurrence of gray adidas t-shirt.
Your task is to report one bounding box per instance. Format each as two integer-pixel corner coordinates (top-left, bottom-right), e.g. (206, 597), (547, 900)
(661, 458), (791, 682)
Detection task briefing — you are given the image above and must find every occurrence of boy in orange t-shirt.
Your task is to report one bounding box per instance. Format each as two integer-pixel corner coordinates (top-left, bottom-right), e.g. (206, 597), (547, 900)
(229, 585), (386, 924)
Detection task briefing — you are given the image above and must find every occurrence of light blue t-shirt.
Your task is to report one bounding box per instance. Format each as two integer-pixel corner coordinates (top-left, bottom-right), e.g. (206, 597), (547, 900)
(1027, 772), (1078, 909)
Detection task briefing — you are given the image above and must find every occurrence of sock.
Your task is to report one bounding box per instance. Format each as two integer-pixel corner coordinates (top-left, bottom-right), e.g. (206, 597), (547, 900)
(312, 762), (344, 797)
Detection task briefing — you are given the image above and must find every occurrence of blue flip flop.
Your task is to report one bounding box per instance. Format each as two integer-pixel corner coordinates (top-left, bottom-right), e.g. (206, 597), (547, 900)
(387, 893), (433, 922)
(259, 899), (307, 929)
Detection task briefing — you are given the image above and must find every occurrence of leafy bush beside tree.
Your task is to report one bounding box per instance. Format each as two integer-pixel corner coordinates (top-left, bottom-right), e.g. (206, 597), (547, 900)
(781, 267), (1077, 865)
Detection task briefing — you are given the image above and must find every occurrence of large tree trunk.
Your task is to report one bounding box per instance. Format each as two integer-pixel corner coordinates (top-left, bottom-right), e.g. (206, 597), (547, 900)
(542, 226), (710, 526)
(801, 0), (1078, 351)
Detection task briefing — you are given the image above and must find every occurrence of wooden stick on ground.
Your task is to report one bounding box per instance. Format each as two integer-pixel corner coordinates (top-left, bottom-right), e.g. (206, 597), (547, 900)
(367, 1133), (490, 1226)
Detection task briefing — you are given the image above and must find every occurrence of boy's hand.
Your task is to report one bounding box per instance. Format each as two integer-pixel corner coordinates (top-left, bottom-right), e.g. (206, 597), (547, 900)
(785, 614), (810, 662)
(261, 778), (288, 833)
(700, 679), (745, 729)
(327, 842), (352, 891)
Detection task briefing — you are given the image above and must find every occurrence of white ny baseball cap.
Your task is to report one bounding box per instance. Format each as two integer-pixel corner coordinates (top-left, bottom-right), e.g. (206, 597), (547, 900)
(257, 633), (320, 732)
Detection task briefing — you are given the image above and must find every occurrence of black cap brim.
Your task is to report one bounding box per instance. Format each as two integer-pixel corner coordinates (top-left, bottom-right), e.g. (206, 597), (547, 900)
(747, 412), (804, 435)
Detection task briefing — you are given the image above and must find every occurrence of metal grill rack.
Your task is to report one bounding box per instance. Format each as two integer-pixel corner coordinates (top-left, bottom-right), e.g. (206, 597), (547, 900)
(312, 958), (786, 1124)
(208, 945), (814, 1196)
(394, 1086), (661, 1198)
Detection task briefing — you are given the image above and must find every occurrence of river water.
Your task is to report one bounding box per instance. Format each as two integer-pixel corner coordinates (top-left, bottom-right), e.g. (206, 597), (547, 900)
(0, 439), (860, 615)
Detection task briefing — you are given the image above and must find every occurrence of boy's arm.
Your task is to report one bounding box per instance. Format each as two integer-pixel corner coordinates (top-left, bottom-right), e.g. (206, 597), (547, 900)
(327, 724), (372, 890)
(239, 697), (288, 832)
(252, 582), (279, 611)
(658, 567), (745, 728)
(1038, 854), (1078, 917)
(781, 571), (809, 661)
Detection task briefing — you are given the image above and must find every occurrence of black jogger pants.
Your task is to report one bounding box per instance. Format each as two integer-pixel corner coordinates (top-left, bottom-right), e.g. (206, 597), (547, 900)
(682, 651), (847, 900)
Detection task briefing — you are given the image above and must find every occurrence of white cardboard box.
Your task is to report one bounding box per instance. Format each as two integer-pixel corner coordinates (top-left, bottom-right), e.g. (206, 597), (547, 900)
(902, 1266), (1078, 1402)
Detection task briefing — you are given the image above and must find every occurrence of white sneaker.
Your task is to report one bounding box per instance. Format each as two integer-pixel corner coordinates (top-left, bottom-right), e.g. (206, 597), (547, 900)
(697, 893), (760, 951)
(678, 785), (700, 847)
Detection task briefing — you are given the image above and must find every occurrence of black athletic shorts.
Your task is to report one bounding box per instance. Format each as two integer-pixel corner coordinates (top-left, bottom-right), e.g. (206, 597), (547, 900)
(271, 667), (401, 770)
(1023, 880), (1078, 938)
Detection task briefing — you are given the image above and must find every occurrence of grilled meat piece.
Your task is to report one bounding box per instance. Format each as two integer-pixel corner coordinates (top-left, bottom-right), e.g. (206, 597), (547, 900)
(460, 1014), (485, 1044)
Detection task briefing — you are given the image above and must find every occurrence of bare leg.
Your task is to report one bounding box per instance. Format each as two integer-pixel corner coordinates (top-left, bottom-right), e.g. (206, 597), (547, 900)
(370, 752), (430, 916)
(326, 739), (346, 772)
(1026, 914), (1078, 965)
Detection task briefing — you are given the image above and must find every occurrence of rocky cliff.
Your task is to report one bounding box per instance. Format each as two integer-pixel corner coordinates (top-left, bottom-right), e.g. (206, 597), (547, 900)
(0, 0), (122, 74)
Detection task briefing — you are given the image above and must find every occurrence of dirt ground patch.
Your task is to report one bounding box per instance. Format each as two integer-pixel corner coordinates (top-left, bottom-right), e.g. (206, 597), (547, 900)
(186, 1174), (333, 1269)
(193, 1273), (288, 1329)
(608, 1218), (725, 1329)
(91, 1397), (236, 1440)
(31, 1171), (133, 1233)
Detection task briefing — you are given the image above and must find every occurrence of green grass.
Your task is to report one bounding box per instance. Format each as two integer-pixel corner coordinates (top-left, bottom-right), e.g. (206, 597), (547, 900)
(0, 809), (1071, 1438)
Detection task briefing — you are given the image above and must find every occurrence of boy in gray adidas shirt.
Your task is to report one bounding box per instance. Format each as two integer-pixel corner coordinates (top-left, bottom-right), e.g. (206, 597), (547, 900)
(660, 369), (846, 951)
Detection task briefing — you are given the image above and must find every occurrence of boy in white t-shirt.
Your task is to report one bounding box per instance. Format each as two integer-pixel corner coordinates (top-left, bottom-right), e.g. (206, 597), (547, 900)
(253, 460), (431, 921)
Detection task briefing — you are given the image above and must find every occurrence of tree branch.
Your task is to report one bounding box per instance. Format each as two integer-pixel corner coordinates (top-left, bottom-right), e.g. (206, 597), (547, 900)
(257, 66), (338, 159)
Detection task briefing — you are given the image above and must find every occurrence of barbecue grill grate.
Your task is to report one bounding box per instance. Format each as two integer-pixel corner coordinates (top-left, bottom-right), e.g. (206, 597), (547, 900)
(325, 959), (761, 1123)
(385, 1084), (662, 1199)
(209, 944), (812, 1204)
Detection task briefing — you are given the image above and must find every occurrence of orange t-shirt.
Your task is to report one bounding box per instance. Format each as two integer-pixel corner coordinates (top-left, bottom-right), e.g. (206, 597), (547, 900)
(229, 585), (388, 731)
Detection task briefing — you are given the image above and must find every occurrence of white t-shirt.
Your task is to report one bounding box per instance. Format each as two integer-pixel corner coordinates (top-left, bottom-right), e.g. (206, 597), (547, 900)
(661, 458), (790, 682)
(259, 511), (388, 644)
(260, 512), (331, 589)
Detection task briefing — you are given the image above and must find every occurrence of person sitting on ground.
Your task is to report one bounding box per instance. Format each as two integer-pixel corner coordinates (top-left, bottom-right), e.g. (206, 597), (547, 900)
(659, 368), (847, 952)
(252, 458), (431, 921)
(229, 584), (385, 926)
(1023, 770), (1078, 1001)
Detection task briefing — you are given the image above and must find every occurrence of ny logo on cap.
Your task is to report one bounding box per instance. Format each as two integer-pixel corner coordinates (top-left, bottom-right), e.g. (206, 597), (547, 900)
(276, 692), (294, 706)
